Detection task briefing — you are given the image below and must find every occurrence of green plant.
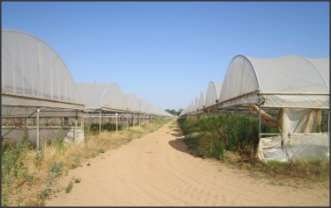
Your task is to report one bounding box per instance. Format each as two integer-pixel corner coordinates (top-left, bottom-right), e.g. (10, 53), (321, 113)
(48, 161), (64, 178)
(65, 181), (74, 193)
(178, 112), (278, 160)
(73, 177), (81, 183)
(39, 187), (52, 201)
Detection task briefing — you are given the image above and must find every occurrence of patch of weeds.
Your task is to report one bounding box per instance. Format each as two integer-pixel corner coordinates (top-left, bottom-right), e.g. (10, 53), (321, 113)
(98, 148), (105, 154)
(73, 177), (81, 183)
(65, 181), (74, 193)
(38, 187), (52, 202)
(70, 156), (81, 169)
(24, 174), (34, 185)
(34, 151), (43, 168)
(48, 161), (64, 178)
(53, 138), (66, 153)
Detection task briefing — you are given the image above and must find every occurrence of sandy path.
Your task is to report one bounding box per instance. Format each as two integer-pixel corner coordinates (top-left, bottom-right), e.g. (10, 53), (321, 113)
(47, 122), (329, 206)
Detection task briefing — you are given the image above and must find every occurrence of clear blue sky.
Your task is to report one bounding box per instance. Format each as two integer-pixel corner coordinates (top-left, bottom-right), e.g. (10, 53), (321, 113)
(2, 2), (329, 110)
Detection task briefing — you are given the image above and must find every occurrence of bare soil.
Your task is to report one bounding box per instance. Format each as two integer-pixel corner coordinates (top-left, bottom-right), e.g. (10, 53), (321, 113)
(46, 122), (329, 206)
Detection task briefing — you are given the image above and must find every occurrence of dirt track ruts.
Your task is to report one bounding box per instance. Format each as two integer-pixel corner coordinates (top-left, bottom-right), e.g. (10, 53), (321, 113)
(47, 122), (329, 206)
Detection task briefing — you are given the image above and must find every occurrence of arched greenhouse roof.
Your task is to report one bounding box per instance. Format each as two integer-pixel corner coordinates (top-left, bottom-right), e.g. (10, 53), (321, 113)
(205, 81), (221, 107)
(219, 55), (329, 109)
(215, 82), (222, 100)
(307, 58), (329, 89)
(77, 83), (128, 111)
(2, 30), (83, 109)
(125, 93), (141, 112)
(198, 92), (205, 109)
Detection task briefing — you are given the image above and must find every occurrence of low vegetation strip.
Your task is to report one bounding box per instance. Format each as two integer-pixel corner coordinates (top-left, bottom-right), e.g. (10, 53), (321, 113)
(1, 118), (170, 206)
(178, 112), (278, 159)
(177, 113), (329, 185)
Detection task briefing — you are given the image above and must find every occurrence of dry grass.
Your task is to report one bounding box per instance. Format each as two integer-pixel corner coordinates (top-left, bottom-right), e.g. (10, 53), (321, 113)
(223, 151), (329, 189)
(1, 118), (169, 206)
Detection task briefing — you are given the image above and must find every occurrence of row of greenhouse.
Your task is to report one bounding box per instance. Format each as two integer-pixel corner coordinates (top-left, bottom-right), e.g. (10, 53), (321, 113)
(1, 30), (171, 146)
(180, 55), (329, 162)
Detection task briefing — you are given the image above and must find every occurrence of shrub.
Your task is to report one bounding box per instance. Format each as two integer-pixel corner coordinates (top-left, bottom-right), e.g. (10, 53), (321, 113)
(178, 112), (278, 160)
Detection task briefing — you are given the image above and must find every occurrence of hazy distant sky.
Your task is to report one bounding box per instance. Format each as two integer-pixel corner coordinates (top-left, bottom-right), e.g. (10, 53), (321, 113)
(2, 2), (329, 110)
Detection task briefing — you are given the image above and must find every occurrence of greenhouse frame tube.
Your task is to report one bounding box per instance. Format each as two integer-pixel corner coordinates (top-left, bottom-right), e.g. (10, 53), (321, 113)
(328, 110), (330, 137)
(258, 107), (262, 141)
(36, 108), (40, 150)
(99, 110), (102, 134)
(115, 113), (118, 132)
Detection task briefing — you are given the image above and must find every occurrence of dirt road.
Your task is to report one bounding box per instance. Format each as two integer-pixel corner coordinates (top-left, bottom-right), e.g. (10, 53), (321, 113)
(47, 122), (329, 206)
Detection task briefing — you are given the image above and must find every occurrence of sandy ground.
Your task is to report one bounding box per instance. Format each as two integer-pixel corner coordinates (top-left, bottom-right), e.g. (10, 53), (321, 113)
(47, 122), (329, 206)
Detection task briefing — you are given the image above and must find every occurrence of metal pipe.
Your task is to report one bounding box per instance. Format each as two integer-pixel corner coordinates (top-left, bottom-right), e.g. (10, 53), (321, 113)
(127, 114), (129, 129)
(115, 113), (118, 132)
(36, 108), (40, 150)
(2, 92), (84, 108)
(328, 110), (330, 137)
(74, 119), (77, 142)
(99, 110), (102, 134)
(258, 107), (261, 140)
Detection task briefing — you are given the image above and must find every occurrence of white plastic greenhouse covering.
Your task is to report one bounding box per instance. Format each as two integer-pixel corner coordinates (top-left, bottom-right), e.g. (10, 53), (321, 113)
(77, 83), (128, 111)
(205, 81), (222, 107)
(125, 93), (143, 113)
(219, 55), (329, 109)
(205, 82), (216, 107)
(2, 30), (82, 109)
(198, 92), (205, 110)
(181, 81), (222, 115)
(215, 82), (222, 100)
(77, 84), (168, 116)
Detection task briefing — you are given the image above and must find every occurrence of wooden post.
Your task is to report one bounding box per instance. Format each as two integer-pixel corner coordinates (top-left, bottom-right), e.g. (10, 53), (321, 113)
(36, 108), (40, 150)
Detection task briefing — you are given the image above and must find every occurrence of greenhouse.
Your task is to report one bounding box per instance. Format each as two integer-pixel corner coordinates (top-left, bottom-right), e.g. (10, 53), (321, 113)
(218, 55), (329, 109)
(204, 81), (222, 111)
(77, 83), (169, 133)
(77, 83), (128, 112)
(2, 30), (85, 146)
(2, 30), (82, 109)
(1, 30), (170, 146)
(205, 82), (218, 107)
(181, 55), (330, 162)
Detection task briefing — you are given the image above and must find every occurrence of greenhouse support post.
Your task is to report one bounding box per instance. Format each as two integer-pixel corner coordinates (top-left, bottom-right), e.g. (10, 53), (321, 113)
(258, 107), (261, 141)
(99, 110), (102, 134)
(36, 108), (40, 150)
(139, 113), (141, 127)
(81, 117), (84, 133)
(328, 110), (330, 136)
(74, 119), (77, 142)
(115, 113), (118, 132)
(127, 114), (129, 129)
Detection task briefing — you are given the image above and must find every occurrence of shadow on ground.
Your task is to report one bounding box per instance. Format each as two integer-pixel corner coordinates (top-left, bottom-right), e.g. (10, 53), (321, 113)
(168, 126), (200, 158)
(170, 128), (183, 137)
